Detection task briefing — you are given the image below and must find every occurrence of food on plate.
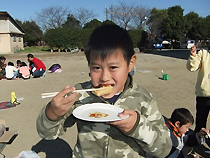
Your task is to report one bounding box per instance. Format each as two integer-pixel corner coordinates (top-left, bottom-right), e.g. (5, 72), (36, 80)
(89, 111), (109, 118)
(92, 85), (113, 96)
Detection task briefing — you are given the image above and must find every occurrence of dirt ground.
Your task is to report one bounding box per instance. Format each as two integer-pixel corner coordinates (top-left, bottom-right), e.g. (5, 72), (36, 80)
(0, 50), (209, 158)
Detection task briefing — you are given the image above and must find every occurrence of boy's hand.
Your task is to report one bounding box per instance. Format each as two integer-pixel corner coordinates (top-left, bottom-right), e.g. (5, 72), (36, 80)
(108, 110), (137, 133)
(46, 85), (78, 120)
(190, 45), (197, 57)
(197, 128), (210, 137)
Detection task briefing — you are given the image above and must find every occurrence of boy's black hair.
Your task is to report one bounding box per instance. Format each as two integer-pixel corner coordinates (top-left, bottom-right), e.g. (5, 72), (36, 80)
(0, 56), (6, 61)
(85, 24), (135, 65)
(21, 62), (27, 66)
(17, 60), (21, 65)
(27, 54), (34, 58)
(8, 62), (14, 66)
(170, 108), (194, 127)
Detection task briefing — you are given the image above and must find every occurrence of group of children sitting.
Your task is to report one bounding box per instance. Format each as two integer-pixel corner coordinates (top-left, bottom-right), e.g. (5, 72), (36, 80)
(0, 57), (30, 80)
(0, 55), (62, 80)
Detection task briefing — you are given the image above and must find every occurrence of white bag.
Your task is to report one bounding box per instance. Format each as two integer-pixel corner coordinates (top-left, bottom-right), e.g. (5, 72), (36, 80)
(14, 151), (40, 158)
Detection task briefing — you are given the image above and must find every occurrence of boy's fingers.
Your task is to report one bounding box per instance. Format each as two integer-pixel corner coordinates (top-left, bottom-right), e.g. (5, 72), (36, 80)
(201, 128), (210, 134)
(56, 85), (75, 98)
(118, 109), (135, 117)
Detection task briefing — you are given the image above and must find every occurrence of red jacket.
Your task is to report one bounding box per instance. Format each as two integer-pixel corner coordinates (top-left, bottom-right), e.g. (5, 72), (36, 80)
(32, 57), (46, 71)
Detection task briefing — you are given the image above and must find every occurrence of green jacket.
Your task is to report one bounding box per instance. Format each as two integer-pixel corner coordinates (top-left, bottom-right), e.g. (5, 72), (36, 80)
(37, 76), (172, 158)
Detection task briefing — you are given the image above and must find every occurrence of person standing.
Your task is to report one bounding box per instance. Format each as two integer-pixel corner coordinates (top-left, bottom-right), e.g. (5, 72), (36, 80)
(186, 45), (210, 133)
(27, 54), (46, 78)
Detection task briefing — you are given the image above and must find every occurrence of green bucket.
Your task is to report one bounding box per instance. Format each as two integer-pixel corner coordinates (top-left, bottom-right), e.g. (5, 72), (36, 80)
(163, 74), (169, 80)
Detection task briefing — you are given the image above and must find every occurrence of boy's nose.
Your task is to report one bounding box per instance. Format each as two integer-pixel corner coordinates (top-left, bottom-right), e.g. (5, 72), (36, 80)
(100, 69), (111, 82)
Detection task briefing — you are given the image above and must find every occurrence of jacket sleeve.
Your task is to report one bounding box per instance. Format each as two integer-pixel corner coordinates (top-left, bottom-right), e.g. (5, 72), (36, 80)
(186, 50), (203, 71)
(184, 130), (202, 146)
(36, 102), (75, 140)
(126, 99), (172, 158)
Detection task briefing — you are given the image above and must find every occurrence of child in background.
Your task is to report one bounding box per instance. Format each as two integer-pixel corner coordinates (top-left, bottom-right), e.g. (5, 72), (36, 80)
(0, 56), (6, 66)
(5, 62), (18, 80)
(186, 45), (210, 134)
(0, 56), (6, 80)
(19, 62), (30, 79)
(36, 24), (172, 158)
(16, 60), (21, 68)
(16, 60), (22, 78)
(0, 63), (6, 80)
(163, 108), (208, 158)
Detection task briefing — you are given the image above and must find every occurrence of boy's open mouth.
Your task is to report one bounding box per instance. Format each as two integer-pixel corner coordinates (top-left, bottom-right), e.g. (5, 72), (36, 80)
(94, 84), (114, 88)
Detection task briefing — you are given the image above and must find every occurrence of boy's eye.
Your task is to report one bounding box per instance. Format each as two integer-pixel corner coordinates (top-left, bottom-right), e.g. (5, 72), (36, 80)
(91, 66), (100, 70)
(110, 66), (118, 70)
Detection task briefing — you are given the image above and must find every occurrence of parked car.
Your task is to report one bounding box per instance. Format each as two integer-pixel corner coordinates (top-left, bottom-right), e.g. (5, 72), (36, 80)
(153, 43), (162, 50)
(162, 40), (171, 49)
(70, 47), (79, 53)
(187, 40), (195, 49)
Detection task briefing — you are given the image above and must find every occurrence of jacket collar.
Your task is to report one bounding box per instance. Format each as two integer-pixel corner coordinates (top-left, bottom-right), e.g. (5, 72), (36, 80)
(166, 120), (182, 138)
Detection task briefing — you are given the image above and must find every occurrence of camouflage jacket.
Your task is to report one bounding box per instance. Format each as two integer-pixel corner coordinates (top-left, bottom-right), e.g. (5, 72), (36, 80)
(37, 75), (172, 158)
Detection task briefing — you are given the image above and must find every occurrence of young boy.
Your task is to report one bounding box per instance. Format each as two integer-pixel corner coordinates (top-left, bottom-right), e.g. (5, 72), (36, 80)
(5, 62), (18, 80)
(27, 53), (46, 78)
(16, 60), (22, 68)
(163, 108), (209, 158)
(36, 24), (172, 158)
(0, 56), (6, 80)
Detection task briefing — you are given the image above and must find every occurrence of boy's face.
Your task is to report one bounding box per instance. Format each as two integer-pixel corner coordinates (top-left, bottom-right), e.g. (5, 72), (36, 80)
(28, 57), (32, 61)
(1, 59), (5, 64)
(89, 49), (136, 99)
(176, 122), (192, 134)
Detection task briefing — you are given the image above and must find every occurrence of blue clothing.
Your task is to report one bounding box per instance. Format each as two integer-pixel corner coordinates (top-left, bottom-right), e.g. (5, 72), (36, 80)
(147, 117), (201, 158)
(165, 118), (200, 158)
(33, 69), (45, 78)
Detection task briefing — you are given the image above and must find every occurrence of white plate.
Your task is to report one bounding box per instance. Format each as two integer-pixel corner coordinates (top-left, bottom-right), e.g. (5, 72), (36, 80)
(73, 103), (129, 122)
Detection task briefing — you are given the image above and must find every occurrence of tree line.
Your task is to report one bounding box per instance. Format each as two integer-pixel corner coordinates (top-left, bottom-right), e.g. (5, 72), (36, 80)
(15, 3), (210, 51)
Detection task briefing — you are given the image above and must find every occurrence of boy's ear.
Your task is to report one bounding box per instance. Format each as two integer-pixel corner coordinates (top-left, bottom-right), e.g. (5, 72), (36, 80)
(174, 121), (180, 128)
(128, 55), (137, 72)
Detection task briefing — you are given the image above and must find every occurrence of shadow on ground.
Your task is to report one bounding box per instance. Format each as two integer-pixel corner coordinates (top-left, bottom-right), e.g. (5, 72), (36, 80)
(32, 138), (72, 158)
(143, 49), (191, 60)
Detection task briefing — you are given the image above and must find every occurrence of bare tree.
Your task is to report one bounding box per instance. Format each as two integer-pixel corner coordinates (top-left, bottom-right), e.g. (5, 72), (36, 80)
(73, 7), (96, 29)
(147, 8), (168, 40)
(110, 2), (134, 29)
(147, 17), (163, 39)
(131, 6), (151, 30)
(36, 6), (70, 31)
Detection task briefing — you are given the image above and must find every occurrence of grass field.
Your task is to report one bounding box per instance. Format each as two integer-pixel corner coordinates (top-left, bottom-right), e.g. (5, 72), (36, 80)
(18, 46), (51, 53)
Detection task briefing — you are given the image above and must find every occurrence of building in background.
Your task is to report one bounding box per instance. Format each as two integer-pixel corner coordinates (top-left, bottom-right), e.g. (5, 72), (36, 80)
(0, 11), (25, 54)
